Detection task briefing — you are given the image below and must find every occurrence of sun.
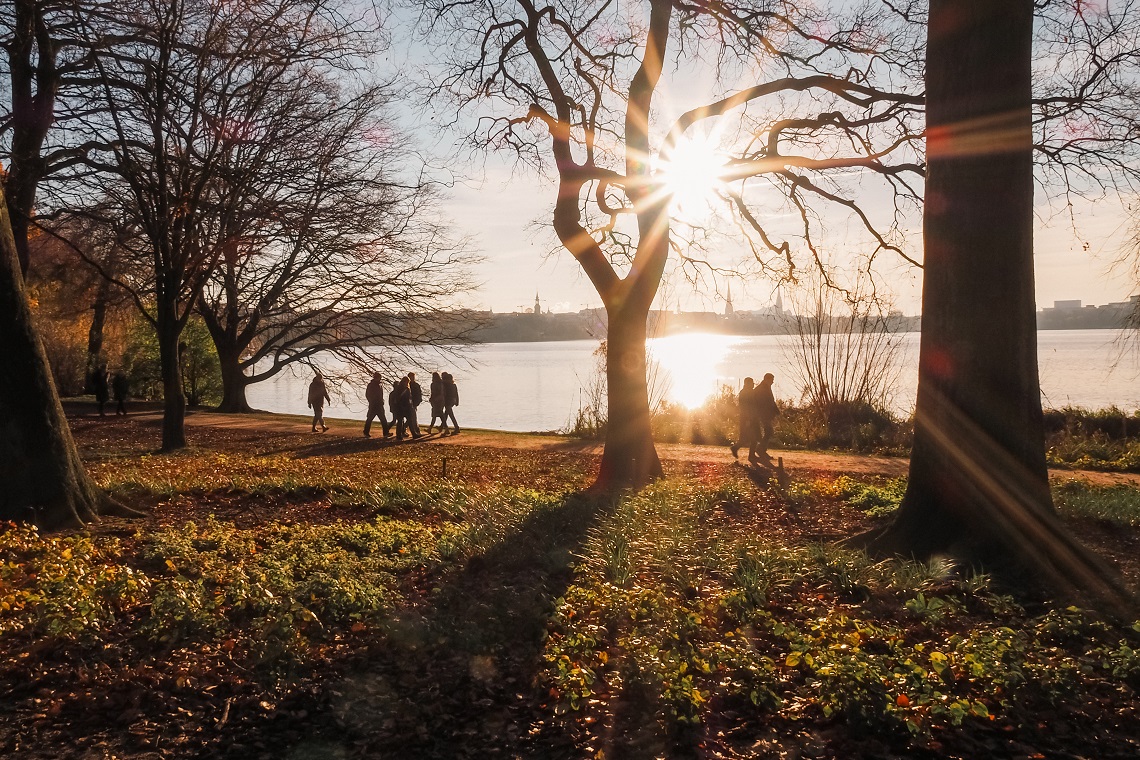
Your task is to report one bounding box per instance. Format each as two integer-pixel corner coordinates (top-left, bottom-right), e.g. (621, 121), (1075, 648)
(657, 134), (726, 217)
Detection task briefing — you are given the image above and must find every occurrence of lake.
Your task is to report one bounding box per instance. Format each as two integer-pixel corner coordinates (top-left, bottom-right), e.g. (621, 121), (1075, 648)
(246, 329), (1140, 432)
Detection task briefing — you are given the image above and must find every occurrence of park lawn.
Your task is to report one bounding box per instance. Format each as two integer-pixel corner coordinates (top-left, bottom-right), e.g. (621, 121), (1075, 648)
(1, 414), (1138, 759)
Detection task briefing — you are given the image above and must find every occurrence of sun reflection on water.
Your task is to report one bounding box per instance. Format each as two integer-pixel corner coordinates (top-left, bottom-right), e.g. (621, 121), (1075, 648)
(648, 333), (749, 409)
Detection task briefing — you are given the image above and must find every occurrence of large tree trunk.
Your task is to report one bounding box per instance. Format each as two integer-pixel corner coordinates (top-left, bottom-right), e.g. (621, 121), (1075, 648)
(216, 346), (253, 413)
(0, 186), (103, 529)
(873, 1), (1121, 598)
(595, 301), (664, 489)
(204, 311), (255, 413)
(6, 0), (58, 275)
(157, 303), (187, 451)
(84, 280), (110, 393)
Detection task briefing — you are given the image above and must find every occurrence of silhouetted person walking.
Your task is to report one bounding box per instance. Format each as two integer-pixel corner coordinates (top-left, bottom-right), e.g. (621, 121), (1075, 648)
(111, 371), (129, 416)
(754, 373), (779, 462)
(407, 372), (423, 437)
(730, 377), (757, 459)
(363, 372), (391, 438)
(91, 366), (109, 416)
(427, 371), (447, 434)
(442, 372), (460, 435)
(391, 377), (415, 439)
(307, 371), (330, 432)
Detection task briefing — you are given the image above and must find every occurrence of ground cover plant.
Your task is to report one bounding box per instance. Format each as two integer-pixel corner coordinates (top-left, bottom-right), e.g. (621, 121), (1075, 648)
(1, 413), (1139, 758)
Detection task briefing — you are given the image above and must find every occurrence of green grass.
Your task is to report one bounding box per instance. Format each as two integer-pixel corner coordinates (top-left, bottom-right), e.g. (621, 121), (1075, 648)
(540, 479), (1140, 744)
(5, 424), (1140, 757)
(1054, 481), (1140, 527)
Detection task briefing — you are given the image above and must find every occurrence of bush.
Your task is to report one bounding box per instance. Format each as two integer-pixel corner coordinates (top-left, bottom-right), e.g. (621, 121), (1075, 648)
(1045, 406), (1140, 471)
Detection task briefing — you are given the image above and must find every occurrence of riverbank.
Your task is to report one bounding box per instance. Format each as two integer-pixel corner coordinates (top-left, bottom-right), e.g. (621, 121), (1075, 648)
(64, 401), (1140, 487)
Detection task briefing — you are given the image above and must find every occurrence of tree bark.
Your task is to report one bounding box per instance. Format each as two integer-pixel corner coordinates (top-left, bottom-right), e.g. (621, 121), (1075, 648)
(215, 346), (253, 413)
(872, 1), (1123, 599)
(84, 279), (110, 393)
(595, 301), (663, 489)
(0, 185), (103, 529)
(6, 0), (59, 275)
(157, 302), (187, 451)
(201, 304), (255, 413)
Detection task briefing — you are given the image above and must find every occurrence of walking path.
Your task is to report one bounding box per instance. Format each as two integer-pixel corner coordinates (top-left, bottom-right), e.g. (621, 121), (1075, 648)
(129, 408), (1140, 487)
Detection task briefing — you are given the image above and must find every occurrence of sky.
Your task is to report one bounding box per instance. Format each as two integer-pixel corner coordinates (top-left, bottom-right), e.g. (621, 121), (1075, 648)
(386, 4), (1139, 319)
(446, 156), (1138, 317)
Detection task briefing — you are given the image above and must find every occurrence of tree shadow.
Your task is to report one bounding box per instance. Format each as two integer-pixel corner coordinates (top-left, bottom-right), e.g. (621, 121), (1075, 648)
(283, 433), (445, 460)
(219, 491), (614, 759)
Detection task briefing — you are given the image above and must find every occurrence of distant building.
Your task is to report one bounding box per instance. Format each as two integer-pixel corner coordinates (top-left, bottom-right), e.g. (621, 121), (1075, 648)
(1050, 299), (1082, 311)
(724, 284), (734, 317)
(1038, 296), (1137, 329)
(534, 292), (542, 316)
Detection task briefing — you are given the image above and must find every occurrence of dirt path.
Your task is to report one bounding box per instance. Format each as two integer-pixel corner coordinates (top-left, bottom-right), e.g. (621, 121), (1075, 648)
(128, 408), (1140, 487)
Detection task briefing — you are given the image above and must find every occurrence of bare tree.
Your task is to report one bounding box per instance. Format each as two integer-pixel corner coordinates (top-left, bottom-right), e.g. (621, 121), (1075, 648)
(416, 0), (925, 488)
(190, 73), (477, 412)
(50, 0), (382, 449)
(782, 274), (904, 438)
(863, 0), (1131, 602)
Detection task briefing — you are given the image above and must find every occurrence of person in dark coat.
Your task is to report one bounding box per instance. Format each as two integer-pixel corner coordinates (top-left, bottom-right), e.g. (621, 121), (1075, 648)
(427, 371), (447, 434)
(752, 373), (780, 462)
(92, 366), (110, 416)
(111, 371), (129, 416)
(388, 380), (404, 439)
(307, 371), (331, 432)
(390, 378), (416, 440)
(363, 372), (391, 438)
(441, 372), (460, 435)
(406, 372), (423, 437)
(730, 377), (757, 459)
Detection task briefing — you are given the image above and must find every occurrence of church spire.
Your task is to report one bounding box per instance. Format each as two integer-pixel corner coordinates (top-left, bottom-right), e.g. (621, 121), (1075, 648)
(725, 282), (734, 317)
(534, 291), (541, 316)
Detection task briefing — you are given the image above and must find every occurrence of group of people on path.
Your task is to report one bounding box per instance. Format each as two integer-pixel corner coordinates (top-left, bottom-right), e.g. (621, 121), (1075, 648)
(731, 372), (779, 466)
(306, 369), (460, 439)
(91, 367), (130, 416)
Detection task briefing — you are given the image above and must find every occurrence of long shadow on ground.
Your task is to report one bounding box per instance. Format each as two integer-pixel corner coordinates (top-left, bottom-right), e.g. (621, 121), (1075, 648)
(214, 492), (612, 760)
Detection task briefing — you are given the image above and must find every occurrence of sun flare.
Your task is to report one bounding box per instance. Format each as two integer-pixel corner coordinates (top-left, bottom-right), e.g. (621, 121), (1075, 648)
(657, 135), (726, 217)
(649, 333), (744, 409)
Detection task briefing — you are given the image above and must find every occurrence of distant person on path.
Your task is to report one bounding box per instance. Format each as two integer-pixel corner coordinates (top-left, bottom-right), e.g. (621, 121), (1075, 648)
(427, 371), (447, 434)
(753, 373), (780, 462)
(91, 366), (109, 416)
(363, 372), (391, 438)
(442, 372), (460, 435)
(307, 371), (330, 432)
(730, 377), (756, 460)
(407, 372), (423, 437)
(111, 371), (129, 416)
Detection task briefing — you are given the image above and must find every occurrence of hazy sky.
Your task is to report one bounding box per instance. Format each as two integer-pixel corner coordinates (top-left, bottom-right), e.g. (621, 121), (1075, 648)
(387, 6), (1138, 319)
(447, 157), (1137, 317)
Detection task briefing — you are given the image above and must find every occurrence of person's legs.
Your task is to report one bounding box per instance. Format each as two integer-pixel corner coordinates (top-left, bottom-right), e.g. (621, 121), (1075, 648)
(444, 406), (459, 433)
(364, 407), (376, 437)
(116, 399), (126, 415)
(408, 407), (421, 437)
(312, 409), (320, 432)
(759, 418), (774, 457)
